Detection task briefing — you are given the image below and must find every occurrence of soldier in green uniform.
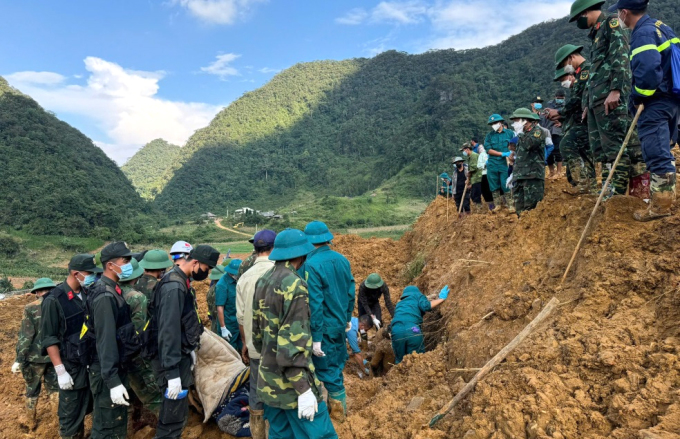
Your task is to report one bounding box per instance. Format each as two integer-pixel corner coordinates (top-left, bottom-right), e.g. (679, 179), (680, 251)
(84, 241), (142, 439)
(12, 277), (59, 429)
(206, 265), (226, 334)
(252, 228), (337, 439)
(549, 44), (598, 195)
(215, 258), (243, 351)
(461, 143), (483, 213)
(137, 249), (173, 305)
(509, 108), (547, 216)
(237, 237), (258, 280)
(41, 254), (101, 439)
(569, 0), (645, 197)
(146, 244), (219, 439)
(119, 258), (163, 420)
(484, 114), (516, 213)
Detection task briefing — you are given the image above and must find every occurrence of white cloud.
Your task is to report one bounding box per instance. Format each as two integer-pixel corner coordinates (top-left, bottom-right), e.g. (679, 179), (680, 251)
(4, 71), (66, 85)
(201, 53), (241, 79)
(5, 57), (221, 164)
(336, 8), (369, 25)
(371, 1), (428, 24)
(171, 0), (266, 25)
(258, 67), (280, 74)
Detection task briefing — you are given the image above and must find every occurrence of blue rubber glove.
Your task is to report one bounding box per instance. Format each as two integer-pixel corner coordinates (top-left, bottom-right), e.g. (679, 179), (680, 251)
(363, 359), (368, 365)
(438, 285), (450, 300)
(501, 151), (512, 157)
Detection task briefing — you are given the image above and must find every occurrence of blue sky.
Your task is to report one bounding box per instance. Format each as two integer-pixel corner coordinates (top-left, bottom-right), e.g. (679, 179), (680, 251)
(1, 0), (571, 164)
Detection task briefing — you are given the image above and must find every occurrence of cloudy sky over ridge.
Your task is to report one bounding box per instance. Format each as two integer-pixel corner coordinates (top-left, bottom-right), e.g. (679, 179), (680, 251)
(1, 0), (570, 164)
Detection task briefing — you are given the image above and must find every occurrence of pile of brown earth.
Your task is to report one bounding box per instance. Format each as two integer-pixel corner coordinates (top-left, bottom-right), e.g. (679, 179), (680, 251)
(1, 174), (680, 439)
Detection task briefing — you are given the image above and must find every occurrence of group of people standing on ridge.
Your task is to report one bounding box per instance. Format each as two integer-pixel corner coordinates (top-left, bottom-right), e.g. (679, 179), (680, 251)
(441, 0), (679, 221)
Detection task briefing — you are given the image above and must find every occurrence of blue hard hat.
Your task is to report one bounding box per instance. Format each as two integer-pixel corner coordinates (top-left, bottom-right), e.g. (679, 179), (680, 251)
(269, 229), (316, 261)
(608, 0), (648, 12)
(224, 258), (243, 275)
(304, 221), (334, 245)
(487, 114), (504, 124)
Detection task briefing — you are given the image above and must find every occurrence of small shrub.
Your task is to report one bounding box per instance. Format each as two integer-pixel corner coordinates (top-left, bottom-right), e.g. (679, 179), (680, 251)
(22, 280), (34, 290)
(59, 238), (87, 253)
(403, 253), (425, 283)
(0, 277), (14, 294)
(0, 235), (21, 258)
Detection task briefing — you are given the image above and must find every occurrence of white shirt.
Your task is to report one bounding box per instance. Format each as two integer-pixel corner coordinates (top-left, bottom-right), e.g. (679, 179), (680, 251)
(235, 256), (275, 359)
(477, 151), (489, 176)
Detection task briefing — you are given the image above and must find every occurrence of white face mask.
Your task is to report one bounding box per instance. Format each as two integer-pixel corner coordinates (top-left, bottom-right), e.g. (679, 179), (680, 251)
(564, 64), (575, 75)
(618, 11), (628, 30)
(561, 79), (573, 89)
(512, 120), (525, 134)
(491, 122), (502, 132)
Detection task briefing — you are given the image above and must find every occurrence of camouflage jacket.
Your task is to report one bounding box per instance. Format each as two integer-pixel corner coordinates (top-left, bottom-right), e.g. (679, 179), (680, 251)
(16, 297), (50, 364)
(560, 61), (592, 132)
(121, 285), (148, 333)
(514, 124), (546, 181)
(135, 274), (158, 306)
(585, 13), (632, 107)
(237, 252), (257, 280)
(252, 261), (322, 409)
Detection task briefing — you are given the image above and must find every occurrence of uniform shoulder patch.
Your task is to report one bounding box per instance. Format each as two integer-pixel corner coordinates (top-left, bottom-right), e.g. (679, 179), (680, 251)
(533, 130), (541, 138)
(609, 18), (619, 28)
(655, 20), (664, 28)
(580, 70), (589, 80)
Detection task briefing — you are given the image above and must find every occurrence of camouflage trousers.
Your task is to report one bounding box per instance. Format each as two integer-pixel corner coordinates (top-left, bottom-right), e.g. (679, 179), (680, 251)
(21, 362), (58, 398)
(561, 123), (596, 189)
(513, 179), (545, 216)
(128, 356), (162, 416)
(588, 103), (644, 195)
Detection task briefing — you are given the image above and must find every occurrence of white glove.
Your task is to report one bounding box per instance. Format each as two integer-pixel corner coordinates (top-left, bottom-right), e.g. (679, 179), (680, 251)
(371, 315), (381, 330)
(297, 389), (318, 421)
(221, 326), (232, 341)
(11, 362), (21, 374)
(55, 364), (74, 390)
(110, 384), (130, 406)
(357, 371), (364, 379)
(166, 377), (182, 400)
(345, 322), (352, 332)
(190, 350), (197, 371)
(312, 342), (325, 357)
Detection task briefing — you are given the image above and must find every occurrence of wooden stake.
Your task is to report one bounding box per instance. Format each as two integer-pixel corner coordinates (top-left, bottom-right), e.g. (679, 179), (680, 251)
(429, 297), (560, 428)
(561, 104), (644, 284)
(457, 184), (468, 217)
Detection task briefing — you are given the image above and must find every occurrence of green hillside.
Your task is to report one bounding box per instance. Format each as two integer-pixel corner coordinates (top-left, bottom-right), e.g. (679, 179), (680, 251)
(154, 0), (679, 217)
(0, 77), (145, 238)
(122, 138), (180, 199)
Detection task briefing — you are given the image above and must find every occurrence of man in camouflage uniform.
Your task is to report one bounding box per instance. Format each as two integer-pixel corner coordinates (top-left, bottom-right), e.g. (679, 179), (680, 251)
(237, 241), (257, 280)
(119, 258), (162, 420)
(137, 249), (173, 305)
(12, 278), (59, 429)
(570, 0), (645, 197)
(509, 108), (547, 216)
(252, 228), (337, 439)
(550, 45), (598, 195)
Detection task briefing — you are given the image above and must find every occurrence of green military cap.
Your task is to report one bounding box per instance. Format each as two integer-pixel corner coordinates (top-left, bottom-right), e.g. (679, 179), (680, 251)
(555, 44), (583, 68)
(554, 67), (569, 81)
(510, 108), (541, 121)
(69, 254), (103, 273)
(100, 241), (133, 264)
(139, 249), (173, 270)
(189, 244), (220, 268)
(569, 0), (605, 22)
(31, 277), (56, 293)
(209, 265), (226, 280)
(225, 259), (243, 276)
(364, 273), (384, 289)
(120, 258), (144, 283)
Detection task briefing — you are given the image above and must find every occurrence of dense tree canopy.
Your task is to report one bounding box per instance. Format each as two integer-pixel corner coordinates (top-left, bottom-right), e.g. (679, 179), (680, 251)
(122, 138), (180, 199)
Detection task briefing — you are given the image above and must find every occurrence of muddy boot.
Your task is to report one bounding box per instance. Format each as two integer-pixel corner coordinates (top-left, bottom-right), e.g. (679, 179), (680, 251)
(25, 397), (38, 430)
(634, 173), (676, 222)
(505, 194), (516, 214)
(249, 409), (266, 439)
(491, 191), (503, 213)
(328, 397), (346, 423)
(62, 429), (85, 439)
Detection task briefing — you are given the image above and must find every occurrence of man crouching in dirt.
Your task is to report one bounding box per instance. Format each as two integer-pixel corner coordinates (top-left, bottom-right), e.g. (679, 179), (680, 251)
(391, 285), (449, 364)
(252, 229), (337, 439)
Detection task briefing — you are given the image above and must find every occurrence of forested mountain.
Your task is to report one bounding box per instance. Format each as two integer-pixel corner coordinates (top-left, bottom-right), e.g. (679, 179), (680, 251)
(154, 0), (678, 216)
(122, 139), (180, 200)
(0, 77), (145, 237)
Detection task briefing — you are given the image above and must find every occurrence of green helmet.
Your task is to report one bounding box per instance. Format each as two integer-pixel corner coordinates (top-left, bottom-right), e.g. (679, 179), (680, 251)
(510, 108), (540, 121)
(139, 249), (173, 270)
(487, 114), (504, 125)
(364, 273), (384, 289)
(31, 277), (56, 293)
(569, 0), (605, 22)
(269, 229), (315, 261)
(224, 259), (243, 275)
(209, 264), (225, 281)
(554, 67), (568, 82)
(555, 44), (583, 67)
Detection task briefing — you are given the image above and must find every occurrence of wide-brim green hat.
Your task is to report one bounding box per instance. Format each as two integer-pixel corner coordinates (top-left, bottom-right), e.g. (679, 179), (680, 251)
(510, 108), (541, 121)
(304, 221), (334, 245)
(209, 265), (225, 280)
(121, 258), (144, 283)
(31, 277), (56, 293)
(555, 44), (583, 68)
(569, 0), (605, 22)
(270, 229), (316, 261)
(139, 249), (173, 270)
(554, 67), (569, 82)
(365, 273), (384, 289)
(225, 259), (243, 275)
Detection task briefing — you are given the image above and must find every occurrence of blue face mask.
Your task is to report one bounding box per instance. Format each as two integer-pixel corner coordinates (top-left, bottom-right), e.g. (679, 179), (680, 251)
(115, 262), (134, 280)
(83, 273), (97, 287)
(534, 103), (543, 110)
(555, 99), (565, 104)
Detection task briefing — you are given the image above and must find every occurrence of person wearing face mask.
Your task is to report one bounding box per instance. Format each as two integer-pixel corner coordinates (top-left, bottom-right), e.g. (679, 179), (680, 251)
(509, 108), (547, 216)
(461, 143), (483, 213)
(252, 228), (337, 439)
(549, 45), (598, 196)
(137, 249), (174, 305)
(544, 92), (566, 179)
(40, 254), (101, 439)
(609, 0), (679, 221)
(451, 156), (471, 215)
(569, 0), (645, 199)
(484, 114), (516, 213)
(146, 243), (219, 439)
(84, 241), (142, 438)
(13, 278), (59, 430)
